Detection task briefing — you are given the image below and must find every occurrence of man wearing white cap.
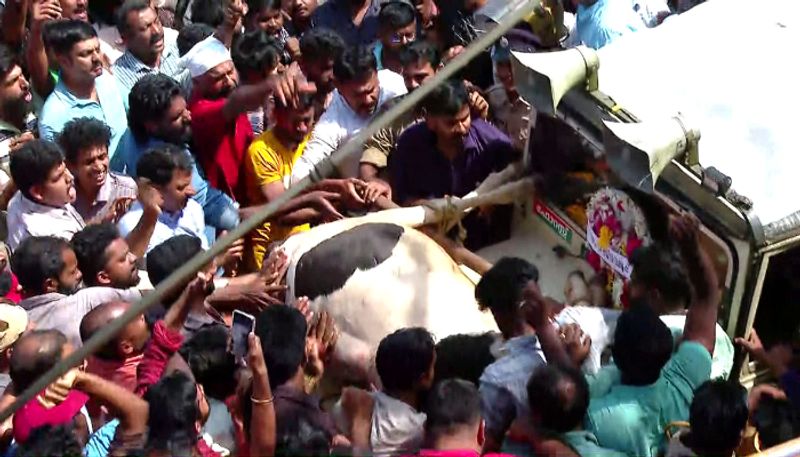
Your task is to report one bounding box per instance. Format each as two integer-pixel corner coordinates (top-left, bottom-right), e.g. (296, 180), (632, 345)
(182, 2), (304, 203)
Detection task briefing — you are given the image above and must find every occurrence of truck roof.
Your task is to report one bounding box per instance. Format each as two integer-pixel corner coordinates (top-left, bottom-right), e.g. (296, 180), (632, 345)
(594, 0), (799, 239)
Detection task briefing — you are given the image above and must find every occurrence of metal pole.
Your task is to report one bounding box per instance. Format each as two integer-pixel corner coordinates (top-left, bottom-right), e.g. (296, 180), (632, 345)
(0, 0), (537, 423)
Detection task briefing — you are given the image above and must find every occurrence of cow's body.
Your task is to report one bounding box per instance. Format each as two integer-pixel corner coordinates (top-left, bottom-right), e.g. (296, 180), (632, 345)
(280, 213), (498, 381)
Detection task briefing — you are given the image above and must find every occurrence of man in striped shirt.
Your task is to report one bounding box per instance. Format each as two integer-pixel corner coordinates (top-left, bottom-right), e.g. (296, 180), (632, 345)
(112, 0), (189, 107)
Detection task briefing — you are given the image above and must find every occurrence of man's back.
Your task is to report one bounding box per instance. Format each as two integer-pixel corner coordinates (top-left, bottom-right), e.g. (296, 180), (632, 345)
(586, 341), (712, 457)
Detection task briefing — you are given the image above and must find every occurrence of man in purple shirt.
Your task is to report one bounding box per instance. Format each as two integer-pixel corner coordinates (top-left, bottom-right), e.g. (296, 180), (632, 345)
(389, 79), (517, 249)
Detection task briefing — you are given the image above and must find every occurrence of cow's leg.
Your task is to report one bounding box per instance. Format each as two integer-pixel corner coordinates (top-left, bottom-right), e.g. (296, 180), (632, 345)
(327, 331), (374, 386)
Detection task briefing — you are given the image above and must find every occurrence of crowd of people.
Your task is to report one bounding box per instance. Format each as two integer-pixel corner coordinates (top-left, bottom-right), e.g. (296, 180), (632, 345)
(0, 0), (794, 456)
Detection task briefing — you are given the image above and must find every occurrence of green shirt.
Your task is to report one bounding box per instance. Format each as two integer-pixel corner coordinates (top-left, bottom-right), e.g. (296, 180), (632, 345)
(586, 341), (712, 457)
(561, 431), (628, 457)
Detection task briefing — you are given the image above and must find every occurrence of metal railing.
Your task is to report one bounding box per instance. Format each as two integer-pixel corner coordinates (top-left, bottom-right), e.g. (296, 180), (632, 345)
(0, 0), (538, 423)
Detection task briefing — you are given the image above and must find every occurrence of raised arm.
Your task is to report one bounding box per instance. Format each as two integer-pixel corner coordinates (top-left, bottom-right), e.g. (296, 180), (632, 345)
(25, 0), (61, 98)
(247, 333), (276, 457)
(676, 213), (721, 354)
(74, 371), (148, 437)
(522, 281), (575, 368)
(2, 0), (31, 48)
(124, 179), (161, 259)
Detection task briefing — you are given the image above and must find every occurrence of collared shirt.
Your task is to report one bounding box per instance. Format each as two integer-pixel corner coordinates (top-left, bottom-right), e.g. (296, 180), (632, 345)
(389, 119), (516, 204)
(6, 192), (86, 251)
(113, 43), (189, 108)
(479, 335), (545, 439)
(574, 0), (644, 49)
(312, 0), (385, 47)
(73, 172), (138, 222)
(586, 341), (712, 457)
(486, 84), (533, 152)
(290, 69), (407, 184)
(95, 23), (180, 65)
(561, 431), (628, 457)
(18, 287), (142, 349)
(117, 199), (208, 254)
(39, 72), (128, 158)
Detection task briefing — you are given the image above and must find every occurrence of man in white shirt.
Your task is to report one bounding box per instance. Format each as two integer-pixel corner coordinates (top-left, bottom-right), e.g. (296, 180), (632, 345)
(118, 144), (206, 254)
(6, 140), (84, 251)
(291, 45), (406, 185)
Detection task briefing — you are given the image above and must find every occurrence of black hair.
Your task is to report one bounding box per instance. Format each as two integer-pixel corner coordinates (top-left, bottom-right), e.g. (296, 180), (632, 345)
(43, 20), (98, 56)
(147, 234), (203, 287)
(399, 39), (440, 68)
(422, 79), (469, 118)
(527, 363), (589, 433)
(17, 424), (83, 457)
(144, 371), (200, 456)
(630, 244), (691, 312)
(274, 91), (315, 112)
(0, 43), (20, 80)
(275, 416), (332, 457)
(135, 144), (193, 186)
(58, 117), (112, 164)
(190, 0), (225, 27)
(612, 303), (674, 386)
(379, 1), (416, 30)
(232, 30), (280, 78)
(89, 0), (124, 25)
(11, 236), (70, 296)
(177, 23), (215, 57)
(376, 327), (435, 392)
(684, 380), (748, 454)
(752, 395), (800, 448)
(299, 28), (345, 64)
(475, 257), (539, 313)
(247, 0), (282, 13)
(179, 325), (237, 400)
(9, 139), (65, 198)
(424, 379), (481, 439)
(333, 46), (377, 84)
(70, 223), (120, 287)
(255, 306), (307, 389)
(10, 329), (67, 391)
(128, 73), (183, 143)
(115, 0), (152, 35)
(434, 332), (496, 385)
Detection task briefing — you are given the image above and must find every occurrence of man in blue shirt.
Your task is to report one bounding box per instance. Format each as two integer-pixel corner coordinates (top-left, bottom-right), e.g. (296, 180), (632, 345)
(572, 0), (644, 49)
(312, 0), (384, 47)
(113, 74), (239, 240)
(39, 20), (128, 158)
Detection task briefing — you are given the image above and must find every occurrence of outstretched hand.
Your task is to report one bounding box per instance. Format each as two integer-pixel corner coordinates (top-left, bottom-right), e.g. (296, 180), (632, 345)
(521, 281), (550, 330)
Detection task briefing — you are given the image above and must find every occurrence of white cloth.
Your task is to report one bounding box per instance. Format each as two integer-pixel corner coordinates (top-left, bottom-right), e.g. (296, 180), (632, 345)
(6, 192), (86, 251)
(290, 69), (407, 184)
(370, 391), (426, 455)
(117, 199), (208, 254)
(555, 306), (610, 375)
(180, 35), (232, 78)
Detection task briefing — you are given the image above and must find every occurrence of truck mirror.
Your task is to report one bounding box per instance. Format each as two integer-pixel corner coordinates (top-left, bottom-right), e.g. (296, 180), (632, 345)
(511, 45), (599, 116)
(603, 114), (701, 191)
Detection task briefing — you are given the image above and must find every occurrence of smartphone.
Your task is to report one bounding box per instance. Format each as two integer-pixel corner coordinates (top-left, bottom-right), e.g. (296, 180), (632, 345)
(231, 310), (255, 361)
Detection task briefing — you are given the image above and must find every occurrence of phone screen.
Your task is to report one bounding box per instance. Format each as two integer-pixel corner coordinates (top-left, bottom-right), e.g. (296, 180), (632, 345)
(231, 310), (255, 361)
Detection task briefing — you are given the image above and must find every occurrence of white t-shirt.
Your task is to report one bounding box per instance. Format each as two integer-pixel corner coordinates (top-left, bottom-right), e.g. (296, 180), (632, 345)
(290, 69), (407, 185)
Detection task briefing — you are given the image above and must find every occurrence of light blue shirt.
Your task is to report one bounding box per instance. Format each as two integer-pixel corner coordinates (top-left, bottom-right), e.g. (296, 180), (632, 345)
(575, 0), (644, 49)
(39, 72), (128, 157)
(84, 419), (118, 457)
(118, 199), (208, 254)
(112, 43), (190, 110)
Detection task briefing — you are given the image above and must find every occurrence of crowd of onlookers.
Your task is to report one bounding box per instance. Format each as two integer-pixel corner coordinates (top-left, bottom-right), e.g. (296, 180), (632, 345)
(0, 0), (796, 456)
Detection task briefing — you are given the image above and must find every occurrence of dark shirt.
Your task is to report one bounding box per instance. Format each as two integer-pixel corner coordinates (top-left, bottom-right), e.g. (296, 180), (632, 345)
(389, 119), (515, 203)
(311, 0), (384, 47)
(273, 384), (336, 437)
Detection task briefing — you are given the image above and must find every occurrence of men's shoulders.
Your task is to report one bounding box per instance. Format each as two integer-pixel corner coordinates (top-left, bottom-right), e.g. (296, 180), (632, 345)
(73, 286), (142, 309)
(662, 341), (712, 395)
(110, 172), (137, 189)
(561, 431), (629, 457)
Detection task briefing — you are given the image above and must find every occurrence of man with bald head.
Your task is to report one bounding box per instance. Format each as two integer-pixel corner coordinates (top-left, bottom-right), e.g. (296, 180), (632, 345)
(80, 301), (150, 395)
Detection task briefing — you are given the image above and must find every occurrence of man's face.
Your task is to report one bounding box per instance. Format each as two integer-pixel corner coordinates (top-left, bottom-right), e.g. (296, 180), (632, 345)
(69, 145), (109, 192)
(301, 57), (335, 94)
(200, 60), (238, 99)
(495, 61), (517, 98)
(58, 248), (83, 295)
(0, 65), (32, 121)
(153, 96), (192, 145)
(60, 38), (103, 82)
(250, 8), (284, 36)
(61, 0), (89, 21)
(402, 58), (435, 92)
(123, 7), (165, 63)
(290, 0), (317, 21)
(160, 169), (195, 213)
(120, 312), (150, 356)
(275, 105), (315, 143)
(337, 71), (379, 117)
(427, 104), (471, 145)
(102, 238), (140, 288)
(34, 162), (76, 207)
(381, 21), (417, 51)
